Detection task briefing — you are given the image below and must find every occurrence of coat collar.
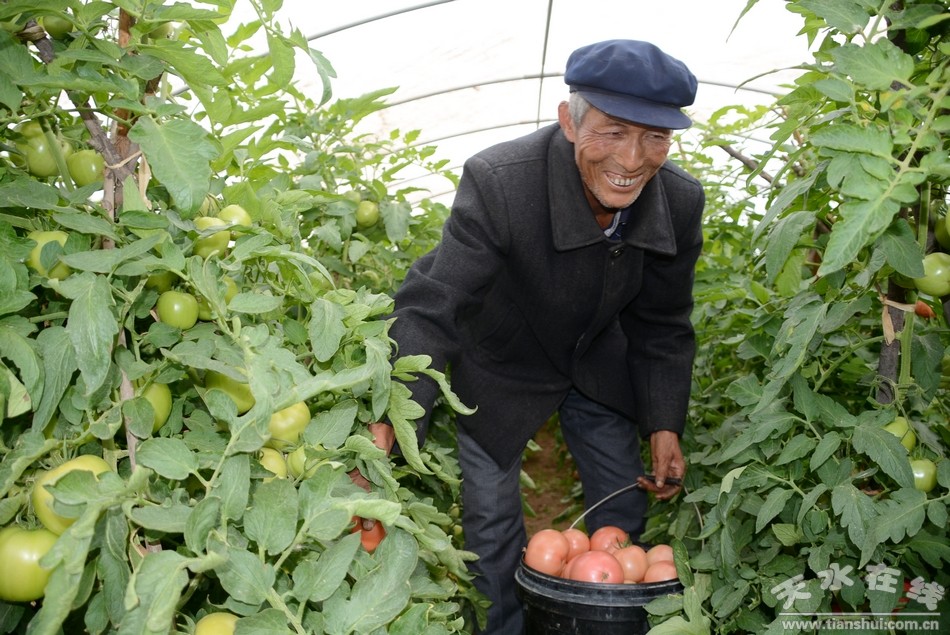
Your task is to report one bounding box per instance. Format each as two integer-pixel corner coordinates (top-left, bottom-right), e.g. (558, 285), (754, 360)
(547, 128), (678, 256)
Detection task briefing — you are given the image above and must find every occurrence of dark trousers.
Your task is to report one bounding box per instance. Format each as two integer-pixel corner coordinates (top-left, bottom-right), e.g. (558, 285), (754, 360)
(458, 389), (647, 635)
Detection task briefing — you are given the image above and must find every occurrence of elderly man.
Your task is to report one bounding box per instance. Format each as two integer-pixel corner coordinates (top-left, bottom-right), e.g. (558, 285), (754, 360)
(364, 39), (704, 634)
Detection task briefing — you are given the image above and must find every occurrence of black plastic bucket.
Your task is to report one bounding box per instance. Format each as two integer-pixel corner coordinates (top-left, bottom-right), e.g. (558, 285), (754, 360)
(514, 561), (682, 635)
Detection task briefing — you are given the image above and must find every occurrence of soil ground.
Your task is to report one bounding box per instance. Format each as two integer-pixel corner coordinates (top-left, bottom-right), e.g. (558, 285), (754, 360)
(521, 420), (579, 536)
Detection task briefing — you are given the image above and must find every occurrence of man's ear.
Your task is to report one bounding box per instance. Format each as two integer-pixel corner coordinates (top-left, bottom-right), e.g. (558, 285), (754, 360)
(557, 101), (575, 142)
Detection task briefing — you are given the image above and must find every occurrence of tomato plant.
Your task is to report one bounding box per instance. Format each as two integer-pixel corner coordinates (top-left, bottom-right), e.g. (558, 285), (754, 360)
(0, 2), (471, 633)
(910, 458), (937, 493)
(355, 199), (380, 228)
(883, 415), (917, 451)
(26, 229), (70, 280)
(193, 611), (238, 635)
(216, 203), (252, 230)
(142, 382), (172, 433)
(0, 526), (59, 602)
(30, 455), (112, 535)
(203, 370), (255, 414)
(258, 448), (287, 481)
(565, 550), (625, 584)
(914, 252), (950, 297)
(192, 216), (230, 259)
(66, 149), (104, 187)
(265, 401), (310, 449)
(155, 290), (199, 330)
(524, 528), (571, 576)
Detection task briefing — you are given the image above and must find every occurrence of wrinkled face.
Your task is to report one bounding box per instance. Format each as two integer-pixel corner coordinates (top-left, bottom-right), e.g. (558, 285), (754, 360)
(558, 102), (673, 214)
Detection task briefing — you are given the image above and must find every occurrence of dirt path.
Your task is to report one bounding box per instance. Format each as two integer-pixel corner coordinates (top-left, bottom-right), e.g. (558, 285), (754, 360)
(522, 420), (578, 536)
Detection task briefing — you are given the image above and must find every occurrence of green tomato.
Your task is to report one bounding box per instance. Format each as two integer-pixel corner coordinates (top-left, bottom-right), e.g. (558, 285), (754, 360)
(343, 190), (362, 204)
(145, 270), (177, 293)
(197, 276), (238, 321)
(26, 230), (71, 280)
(883, 416), (917, 452)
(911, 458), (937, 493)
(204, 370), (255, 414)
(66, 149), (105, 187)
(287, 446), (318, 478)
(156, 290), (199, 330)
(193, 216), (230, 259)
(16, 121), (45, 141)
(17, 134), (71, 178)
(31, 455), (111, 535)
(40, 14), (72, 39)
(216, 204), (252, 229)
(913, 252), (950, 297)
(147, 21), (175, 40)
(935, 215), (950, 250)
(142, 382), (172, 433)
(265, 402), (310, 449)
(194, 612), (238, 635)
(355, 200), (379, 228)
(258, 447), (288, 481)
(0, 526), (59, 602)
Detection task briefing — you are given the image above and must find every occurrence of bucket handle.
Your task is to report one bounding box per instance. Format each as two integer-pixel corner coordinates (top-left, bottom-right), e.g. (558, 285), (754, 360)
(568, 475), (682, 530)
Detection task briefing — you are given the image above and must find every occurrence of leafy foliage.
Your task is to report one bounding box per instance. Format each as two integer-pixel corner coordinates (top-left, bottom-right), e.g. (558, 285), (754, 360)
(644, 0), (950, 633)
(0, 1), (479, 633)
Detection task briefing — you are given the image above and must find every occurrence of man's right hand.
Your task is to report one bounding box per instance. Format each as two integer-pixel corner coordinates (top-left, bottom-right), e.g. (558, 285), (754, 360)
(347, 422), (396, 530)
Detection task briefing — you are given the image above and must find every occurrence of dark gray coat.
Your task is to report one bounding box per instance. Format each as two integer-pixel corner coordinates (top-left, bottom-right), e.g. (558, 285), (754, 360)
(389, 123), (704, 468)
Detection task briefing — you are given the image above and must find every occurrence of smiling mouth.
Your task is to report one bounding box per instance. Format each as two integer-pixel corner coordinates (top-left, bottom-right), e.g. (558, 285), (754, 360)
(607, 174), (639, 188)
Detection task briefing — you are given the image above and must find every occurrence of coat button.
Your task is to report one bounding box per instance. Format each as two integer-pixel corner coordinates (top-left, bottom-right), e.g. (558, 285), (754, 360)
(611, 246), (625, 258)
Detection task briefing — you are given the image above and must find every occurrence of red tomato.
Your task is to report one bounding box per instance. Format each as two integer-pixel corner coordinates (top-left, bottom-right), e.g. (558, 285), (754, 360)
(614, 544), (649, 583)
(524, 528), (570, 576)
(646, 543), (674, 566)
(643, 560), (678, 583)
(566, 550), (625, 584)
(589, 525), (629, 553)
(561, 527), (590, 560)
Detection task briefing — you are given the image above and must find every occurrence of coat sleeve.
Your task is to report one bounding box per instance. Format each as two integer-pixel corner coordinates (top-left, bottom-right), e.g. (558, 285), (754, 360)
(387, 155), (510, 444)
(621, 175), (704, 438)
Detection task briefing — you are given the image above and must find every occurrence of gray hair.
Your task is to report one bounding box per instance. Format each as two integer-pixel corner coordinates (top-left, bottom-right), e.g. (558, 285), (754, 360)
(567, 92), (592, 127)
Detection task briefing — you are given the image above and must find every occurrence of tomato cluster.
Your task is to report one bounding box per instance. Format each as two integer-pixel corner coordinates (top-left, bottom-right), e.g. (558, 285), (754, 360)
(523, 525), (679, 585)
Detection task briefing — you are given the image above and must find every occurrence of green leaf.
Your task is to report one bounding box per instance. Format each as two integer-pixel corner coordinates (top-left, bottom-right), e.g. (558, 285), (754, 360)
(831, 483), (877, 548)
(851, 424), (914, 488)
(62, 273), (119, 396)
(756, 488), (795, 532)
(215, 453), (250, 523)
(818, 197), (900, 276)
(139, 43), (227, 87)
(798, 0), (870, 33)
(308, 297), (346, 363)
(215, 548), (276, 606)
(764, 211), (814, 285)
(128, 115), (217, 214)
(244, 477), (298, 555)
(645, 614), (711, 635)
(306, 399), (358, 449)
(325, 528), (418, 634)
(811, 124), (893, 158)
(292, 532), (362, 603)
(227, 291), (283, 315)
(136, 437), (199, 480)
(120, 551), (189, 635)
(870, 487), (928, 545)
(830, 39), (915, 90)
(775, 434), (816, 466)
(878, 220), (925, 278)
(810, 432), (841, 470)
(185, 495), (221, 555)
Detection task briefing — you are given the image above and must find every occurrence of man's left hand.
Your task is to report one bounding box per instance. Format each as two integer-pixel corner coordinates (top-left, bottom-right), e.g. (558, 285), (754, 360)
(637, 430), (685, 500)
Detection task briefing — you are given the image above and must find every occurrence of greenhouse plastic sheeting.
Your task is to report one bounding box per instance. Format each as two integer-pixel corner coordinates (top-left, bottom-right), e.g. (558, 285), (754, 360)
(237, 0), (810, 202)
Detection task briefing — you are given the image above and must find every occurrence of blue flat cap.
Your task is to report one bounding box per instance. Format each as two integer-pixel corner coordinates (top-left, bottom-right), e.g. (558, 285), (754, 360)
(564, 40), (697, 129)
